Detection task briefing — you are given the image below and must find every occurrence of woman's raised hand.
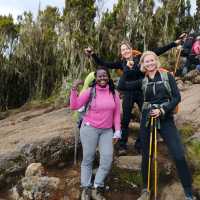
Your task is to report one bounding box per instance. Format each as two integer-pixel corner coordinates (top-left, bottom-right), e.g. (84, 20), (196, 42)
(127, 60), (134, 69)
(84, 47), (94, 57)
(72, 80), (84, 90)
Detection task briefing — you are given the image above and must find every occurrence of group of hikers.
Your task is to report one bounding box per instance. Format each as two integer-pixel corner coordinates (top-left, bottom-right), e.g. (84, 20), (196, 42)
(69, 33), (196, 200)
(179, 32), (200, 75)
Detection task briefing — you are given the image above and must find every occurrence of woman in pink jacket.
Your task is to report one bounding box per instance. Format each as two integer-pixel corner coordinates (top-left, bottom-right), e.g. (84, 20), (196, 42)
(70, 66), (121, 200)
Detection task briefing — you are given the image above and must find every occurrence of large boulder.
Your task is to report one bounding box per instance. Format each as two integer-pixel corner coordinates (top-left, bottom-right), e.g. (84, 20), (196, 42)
(0, 136), (74, 188)
(11, 163), (60, 200)
(184, 69), (200, 83)
(115, 156), (142, 171)
(160, 182), (185, 200)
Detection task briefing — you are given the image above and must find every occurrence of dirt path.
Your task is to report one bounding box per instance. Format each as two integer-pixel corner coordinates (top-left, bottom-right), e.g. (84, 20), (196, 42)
(0, 106), (74, 155)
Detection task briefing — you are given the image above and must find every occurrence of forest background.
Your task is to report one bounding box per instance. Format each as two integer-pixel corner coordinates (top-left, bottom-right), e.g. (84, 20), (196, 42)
(0, 0), (199, 111)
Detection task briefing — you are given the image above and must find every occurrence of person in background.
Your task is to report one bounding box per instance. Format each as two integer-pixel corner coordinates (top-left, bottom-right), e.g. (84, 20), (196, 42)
(180, 33), (199, 75)
(70, 66), (121, 200)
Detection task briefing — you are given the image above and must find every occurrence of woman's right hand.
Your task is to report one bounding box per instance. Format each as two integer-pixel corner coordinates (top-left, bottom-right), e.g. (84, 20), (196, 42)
(127, 60), (134, 69)
(84, 47), (94, 57)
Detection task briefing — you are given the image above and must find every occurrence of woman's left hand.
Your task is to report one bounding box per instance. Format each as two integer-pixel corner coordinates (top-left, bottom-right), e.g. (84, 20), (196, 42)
(127, 60), (134, 69)
(113, 130), (121, 144)
(150, 108), (161, 118)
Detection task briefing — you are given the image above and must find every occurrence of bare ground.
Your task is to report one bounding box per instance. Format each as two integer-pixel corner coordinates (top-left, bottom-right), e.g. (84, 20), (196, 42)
(0, 106), (74, 155)
(0, 84), (200, 156)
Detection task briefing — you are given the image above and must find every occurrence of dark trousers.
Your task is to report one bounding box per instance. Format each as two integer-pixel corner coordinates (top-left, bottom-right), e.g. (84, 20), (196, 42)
(182, 55), (199, 75)
(120, 91), (143, 148)
(140, 111), (192, 196)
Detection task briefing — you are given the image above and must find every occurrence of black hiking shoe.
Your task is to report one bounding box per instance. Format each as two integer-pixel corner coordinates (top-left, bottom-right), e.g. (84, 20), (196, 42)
(91, 187), (106, 200)
(81, 187), (91, 200)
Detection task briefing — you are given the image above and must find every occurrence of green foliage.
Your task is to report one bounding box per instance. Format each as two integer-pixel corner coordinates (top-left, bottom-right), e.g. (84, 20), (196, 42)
(111, 166), (142, 188)
(186, 140), (200, 171)
(178, 123), (196, 140)
(0, 0), (198, 111)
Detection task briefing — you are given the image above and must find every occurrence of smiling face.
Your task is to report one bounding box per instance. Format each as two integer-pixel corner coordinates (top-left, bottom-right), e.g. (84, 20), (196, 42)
(120, 44), (132, 60)
(143, 54), (157, 72)
(96, 69), (109, 87)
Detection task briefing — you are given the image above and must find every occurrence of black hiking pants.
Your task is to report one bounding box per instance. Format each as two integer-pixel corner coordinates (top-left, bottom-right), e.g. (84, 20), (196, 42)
(120, 91), (143, 148)
(140, 110), (192, 197)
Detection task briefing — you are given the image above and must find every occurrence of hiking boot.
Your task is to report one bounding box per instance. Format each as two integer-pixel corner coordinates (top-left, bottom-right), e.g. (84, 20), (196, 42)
(137, 189), (150, 200)
(91, 187), (106, 200)
(81, 187), (91, 200)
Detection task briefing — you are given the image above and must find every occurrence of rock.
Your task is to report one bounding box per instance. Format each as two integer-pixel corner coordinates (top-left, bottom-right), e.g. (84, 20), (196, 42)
(184, 69), (199, 82)
(0, 152), (27, 188)
(194, 75), (200, 84)
(189, 131), (200, 140)
(184, 80), (193, 87)
(67, 187), (81, 199)
(25, 163), (45, 177)
(177, 82), (185, 91)
(160, 182), (185, 200)
(20, 136), (73, 165)
(127, 137), (136, 145)
(11, 163), (60, 200)
(115, 156), (142, 171)
(0, 135), (74, 188)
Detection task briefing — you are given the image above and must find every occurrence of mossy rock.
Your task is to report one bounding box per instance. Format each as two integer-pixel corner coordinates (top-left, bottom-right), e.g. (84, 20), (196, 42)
(186, 140), (200, 171)
(108, 166), (142, 189)
(178, 123), (196, 141)
(193, 173), (200, 197)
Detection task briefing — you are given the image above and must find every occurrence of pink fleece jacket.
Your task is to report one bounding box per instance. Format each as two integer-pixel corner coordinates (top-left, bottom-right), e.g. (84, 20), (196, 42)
(70, 85), (121, 131)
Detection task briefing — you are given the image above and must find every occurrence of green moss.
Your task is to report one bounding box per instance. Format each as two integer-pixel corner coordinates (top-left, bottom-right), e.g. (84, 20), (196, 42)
(178, 123), (196, 141)
(110, 166), (142, 189)
(186, 140), (200, 170)
(193, 172), (200, 194)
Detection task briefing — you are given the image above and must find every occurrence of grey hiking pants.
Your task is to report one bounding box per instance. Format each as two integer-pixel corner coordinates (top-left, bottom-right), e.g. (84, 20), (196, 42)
(80, 123), (113, 188)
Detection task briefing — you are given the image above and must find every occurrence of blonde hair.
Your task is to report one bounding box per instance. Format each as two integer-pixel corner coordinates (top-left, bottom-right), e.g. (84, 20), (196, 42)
(139, 51), (161, 73)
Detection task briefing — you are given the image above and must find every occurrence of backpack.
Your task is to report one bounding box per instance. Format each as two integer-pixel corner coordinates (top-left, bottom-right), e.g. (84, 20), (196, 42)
(77, 86), (96, 129)
(192, 40), (200, 55)
(142, 69), (179, 114)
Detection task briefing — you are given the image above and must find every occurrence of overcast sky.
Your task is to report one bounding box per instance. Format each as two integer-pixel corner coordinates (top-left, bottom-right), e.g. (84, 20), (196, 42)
(0, 0), (196, 21)
(0, 0), (118, 21)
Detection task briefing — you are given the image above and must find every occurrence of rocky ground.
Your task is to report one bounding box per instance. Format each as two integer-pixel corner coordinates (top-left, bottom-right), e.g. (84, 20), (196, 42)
(0, 71), (200, 200)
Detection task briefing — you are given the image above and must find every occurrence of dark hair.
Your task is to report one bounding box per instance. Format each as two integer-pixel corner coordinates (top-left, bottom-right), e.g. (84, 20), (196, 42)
(90, 66), (115, 96)
(118, 39), (132, 59)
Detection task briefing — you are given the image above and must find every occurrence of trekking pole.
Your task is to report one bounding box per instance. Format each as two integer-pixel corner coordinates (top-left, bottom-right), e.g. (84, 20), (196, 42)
(174, 47), (182, 75)
(154, 117), (158, 200)
(147, 116), (154, 198)
(74, 125), (79, 165)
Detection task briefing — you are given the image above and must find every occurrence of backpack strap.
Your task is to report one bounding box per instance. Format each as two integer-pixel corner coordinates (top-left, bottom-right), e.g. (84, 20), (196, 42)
(142, 77), (149, 101)
(84, 86), (96, 113)
(159, 71), (172, 98)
